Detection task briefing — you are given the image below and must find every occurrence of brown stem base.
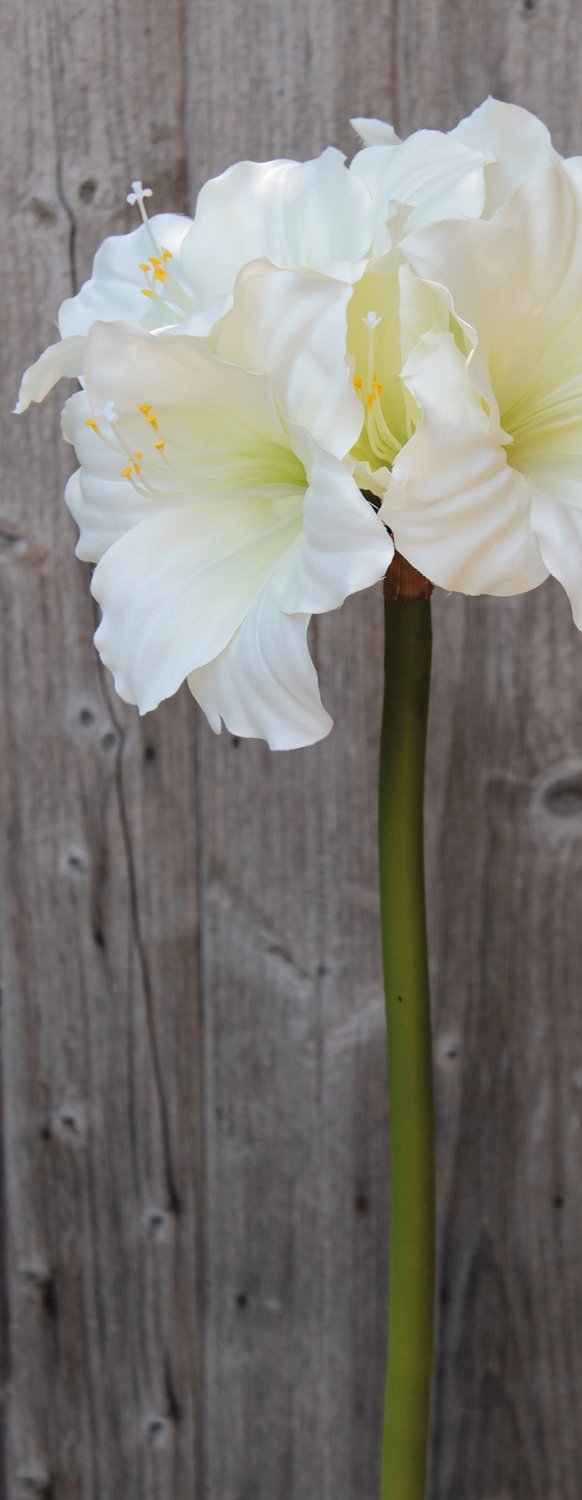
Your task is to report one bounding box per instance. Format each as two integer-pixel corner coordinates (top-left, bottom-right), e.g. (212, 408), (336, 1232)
(384, 553), (433, 602)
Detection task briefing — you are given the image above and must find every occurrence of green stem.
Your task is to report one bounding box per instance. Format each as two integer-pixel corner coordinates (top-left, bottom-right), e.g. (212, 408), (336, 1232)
(379, 594), (435, 1500)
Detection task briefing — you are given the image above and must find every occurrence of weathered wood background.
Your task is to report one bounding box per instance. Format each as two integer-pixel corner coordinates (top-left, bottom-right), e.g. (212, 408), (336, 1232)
(2, 1), (582, 1496)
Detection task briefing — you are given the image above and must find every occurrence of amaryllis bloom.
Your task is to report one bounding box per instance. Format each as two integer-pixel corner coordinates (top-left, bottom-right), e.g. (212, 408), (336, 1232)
(351, 159), (582, 618)
(16, 155), (373, 414)
(19, 101), (556, 417)
(62, 264), (391, 748)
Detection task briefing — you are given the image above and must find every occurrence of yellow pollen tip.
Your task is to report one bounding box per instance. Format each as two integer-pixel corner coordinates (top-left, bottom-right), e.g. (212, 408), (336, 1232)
(149, 256), (162, 268)
(85, 418), (99, 431)
(133, 463), (141, 475)
(153, 267), (167, 282)
(134, 451), (143, 460)
(353, 376), (362, 390)
(121, 466), (133, 480)
(139, 404), (152, 415)
(367, 391), (378, 409)
(162, 247), (173, 261)
(155, 440), (166, 451)
(139, 261), (150, 273)
(141, 288), (154, 298)
(147, 414), (159, 430)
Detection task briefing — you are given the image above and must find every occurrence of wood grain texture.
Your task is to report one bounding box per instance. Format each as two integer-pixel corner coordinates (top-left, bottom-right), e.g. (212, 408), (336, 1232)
(2, 0), (582, 1497)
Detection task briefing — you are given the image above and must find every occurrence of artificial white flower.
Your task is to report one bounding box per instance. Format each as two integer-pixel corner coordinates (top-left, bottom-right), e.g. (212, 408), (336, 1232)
(351, 98), (560, 251)
(16, 151), (372, 415)
(360, 159), (582, 617)
(62, 263), (392, 748)
(17, 100), (559, 419)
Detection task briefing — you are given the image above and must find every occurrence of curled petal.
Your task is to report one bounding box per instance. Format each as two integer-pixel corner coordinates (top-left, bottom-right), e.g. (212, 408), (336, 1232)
(215, 262), (362, 457)
(180, 148), (374, 304)
(189, 594), (332, 749)
(351, 132), (486, 252)
(15, 335), (85, 413)
(451, 97), (558, 215)
(91, 496), (301, 712)
(381, 331), (548, 596)
(351, 117), (401, 147)
(272, 434), (393, 614)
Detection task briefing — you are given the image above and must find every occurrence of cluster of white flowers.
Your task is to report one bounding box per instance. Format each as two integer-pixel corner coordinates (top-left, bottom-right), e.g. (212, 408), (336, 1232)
(18, 99), (582, 748)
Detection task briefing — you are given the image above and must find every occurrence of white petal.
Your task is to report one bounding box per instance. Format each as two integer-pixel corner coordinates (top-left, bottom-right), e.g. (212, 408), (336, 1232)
(62, 391), (192, 561)
(180, 148), (374, 303)
(15, 335), (85, 412)
(214, 262), (362, 456)
(350, 132), (486, 252)
(83, 320), (289, 454)
(530, 489), (582, 629)
(351, 117), (401, 147)
(272, 434), (392, 613)
(406, 164), (582, 442)
(91, 494), (302, 713)
(188, 593), (332, 749)
(58, 214), (193, 337)
(451, 97), (559, 215)
(402, 214), (533, 401)
(381, 331), (548, 596)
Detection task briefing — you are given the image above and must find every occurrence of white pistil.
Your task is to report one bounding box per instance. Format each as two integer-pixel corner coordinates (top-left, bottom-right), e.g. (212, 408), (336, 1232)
(93, 400), (119, 425)
(127, 181), (196, 318)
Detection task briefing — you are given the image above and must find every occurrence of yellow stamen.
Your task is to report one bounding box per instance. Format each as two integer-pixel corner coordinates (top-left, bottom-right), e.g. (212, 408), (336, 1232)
(367, 391), (378, 409)
(85, 418), (99, 431)
(149, 256), (162, 268)
(353, 376), (362, 391)
(146, 413), (159, 431)
(121, 466), (133, 480)
(154, 440), (166, 451)
(139, 404), (152, 415)
(153, 267), (167, 282)
(134, 451), (143, 460)
(141, 288), (154, 298)
(162, 247), (173, 261)
(139, 261), (151, 273)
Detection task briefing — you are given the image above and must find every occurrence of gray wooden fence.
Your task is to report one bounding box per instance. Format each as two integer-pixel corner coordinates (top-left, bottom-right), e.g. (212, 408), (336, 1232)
(2, 1), (582, 1496)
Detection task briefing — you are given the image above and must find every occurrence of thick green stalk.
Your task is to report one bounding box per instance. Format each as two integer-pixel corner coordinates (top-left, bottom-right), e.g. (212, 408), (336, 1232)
(379, 589), (435, 1500)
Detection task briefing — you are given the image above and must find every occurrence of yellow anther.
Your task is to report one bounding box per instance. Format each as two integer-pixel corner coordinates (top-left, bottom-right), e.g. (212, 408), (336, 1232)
(353, 376), (362, 391)
(153, 267), (167, 282)
(139, 261), (151, 273)
(134, 451), (143, 460)
(133, 462), (141, 475)
(154, 440), (166, 452)
(367, 391), (378, 409)
(146, 413), (159, 431)
(162, 247), (173, 261)
(85, 418), (99, 431)
(121, 465), (133, 480)
(139, 404), (152, 415)
(149, 256), (162, 268)
(141, 288), (154, 298)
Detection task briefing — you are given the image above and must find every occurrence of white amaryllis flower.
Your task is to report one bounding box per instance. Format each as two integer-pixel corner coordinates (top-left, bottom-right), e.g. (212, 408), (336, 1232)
(16, 154), (373, 415)
(357, 159), (582, 617)
(62, 264), (391, 748)
(20, 103), (546, 417)
(351, 97), (559, 251)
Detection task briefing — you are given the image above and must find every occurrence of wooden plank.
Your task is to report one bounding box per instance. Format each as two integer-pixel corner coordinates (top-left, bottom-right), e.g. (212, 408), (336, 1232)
(0, 2), (204, 1497)
(186, 5), (396, 1497)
